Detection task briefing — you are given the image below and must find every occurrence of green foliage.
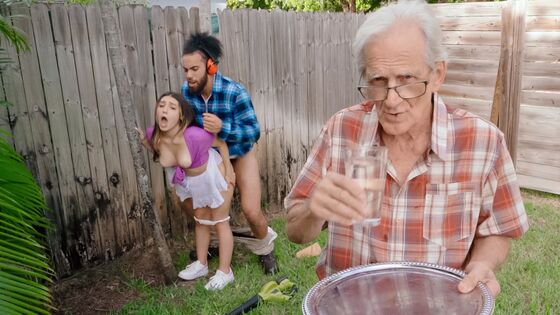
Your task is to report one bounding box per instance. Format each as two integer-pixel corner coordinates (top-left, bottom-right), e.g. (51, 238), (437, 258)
(0, 130), (54, 314)
(226, 0), (384, 12)
(225, 0), (498, 12)
(0, 1), (54, 313)
(0, 0), (31, 53)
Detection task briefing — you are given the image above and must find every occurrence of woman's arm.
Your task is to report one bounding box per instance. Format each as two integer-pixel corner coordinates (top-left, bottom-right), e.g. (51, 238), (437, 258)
(212, 137), (235, 186)
(135, 127), (153, 151)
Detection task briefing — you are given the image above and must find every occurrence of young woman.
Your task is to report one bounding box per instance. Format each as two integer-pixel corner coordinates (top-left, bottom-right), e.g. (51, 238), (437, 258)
(137, 92), (235, 291)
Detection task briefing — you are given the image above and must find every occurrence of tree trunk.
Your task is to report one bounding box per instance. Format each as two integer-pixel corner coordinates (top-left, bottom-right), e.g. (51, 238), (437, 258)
(98, 0), (176, 284)
(341, 0), (356, 12)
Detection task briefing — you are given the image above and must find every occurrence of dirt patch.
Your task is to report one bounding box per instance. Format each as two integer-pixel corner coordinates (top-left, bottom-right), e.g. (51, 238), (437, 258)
(521, 189), (560, 209)
(52, 244), (175, 314)
(52, 206), (285, 314)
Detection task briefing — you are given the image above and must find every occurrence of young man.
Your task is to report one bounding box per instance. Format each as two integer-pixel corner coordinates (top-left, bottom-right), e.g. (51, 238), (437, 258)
(181, 32), (278, 274)
(285, 0), (528, 297)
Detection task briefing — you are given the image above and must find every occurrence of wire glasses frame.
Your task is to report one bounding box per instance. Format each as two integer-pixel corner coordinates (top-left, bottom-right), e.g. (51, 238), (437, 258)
(357, 81), (429, 101)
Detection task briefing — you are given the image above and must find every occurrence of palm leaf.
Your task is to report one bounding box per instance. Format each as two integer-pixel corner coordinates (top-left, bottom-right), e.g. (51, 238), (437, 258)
(0, 130), (53, 314)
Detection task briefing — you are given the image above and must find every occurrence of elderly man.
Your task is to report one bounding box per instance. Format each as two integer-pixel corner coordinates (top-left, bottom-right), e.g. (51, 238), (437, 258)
(285, 0), (528, 297)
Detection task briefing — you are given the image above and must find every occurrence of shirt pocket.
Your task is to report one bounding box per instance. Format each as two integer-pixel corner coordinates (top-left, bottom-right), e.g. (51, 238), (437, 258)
(423, 182), (479, 248)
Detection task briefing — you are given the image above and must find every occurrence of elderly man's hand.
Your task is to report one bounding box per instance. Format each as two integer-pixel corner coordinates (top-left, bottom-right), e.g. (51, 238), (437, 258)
(308, 172), (367, 225)
(458, 261), (501, 297)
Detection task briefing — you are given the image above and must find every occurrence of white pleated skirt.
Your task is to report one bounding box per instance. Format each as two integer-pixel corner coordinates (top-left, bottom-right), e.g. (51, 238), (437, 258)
(166, 149), (228, 209)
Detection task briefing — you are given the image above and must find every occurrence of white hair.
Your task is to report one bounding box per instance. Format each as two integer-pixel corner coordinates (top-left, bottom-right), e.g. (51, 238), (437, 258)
(353, 0), (447, 74)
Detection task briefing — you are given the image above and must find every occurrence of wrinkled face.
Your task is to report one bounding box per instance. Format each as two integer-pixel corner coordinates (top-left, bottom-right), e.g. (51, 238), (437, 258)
(182, 51), (209, 95)
(362, 21), (446, 136)
(155, 95), (181, 133)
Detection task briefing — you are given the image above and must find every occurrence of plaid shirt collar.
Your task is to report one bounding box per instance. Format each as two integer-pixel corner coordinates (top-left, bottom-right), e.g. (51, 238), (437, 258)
(431, 94), (449, 162)
(211, 71), (224, 96)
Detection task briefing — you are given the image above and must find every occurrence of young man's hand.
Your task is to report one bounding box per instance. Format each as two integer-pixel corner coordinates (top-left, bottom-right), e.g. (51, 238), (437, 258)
(202, 113), (223, 134)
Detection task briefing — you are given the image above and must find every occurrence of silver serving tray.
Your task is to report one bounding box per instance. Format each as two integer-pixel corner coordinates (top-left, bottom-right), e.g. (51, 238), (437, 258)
(303, 261), (494, 315)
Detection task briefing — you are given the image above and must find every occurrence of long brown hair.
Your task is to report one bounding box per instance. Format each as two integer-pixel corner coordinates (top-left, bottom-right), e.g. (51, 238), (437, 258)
(151, 91), (195, 162)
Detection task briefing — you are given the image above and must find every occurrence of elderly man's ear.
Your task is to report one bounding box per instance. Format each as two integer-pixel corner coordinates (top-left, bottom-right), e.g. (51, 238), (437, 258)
(431, 60), (447, 92)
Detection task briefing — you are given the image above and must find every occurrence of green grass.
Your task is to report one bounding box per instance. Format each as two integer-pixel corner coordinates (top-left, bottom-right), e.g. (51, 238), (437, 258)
(494, 194), (560, 315)
(114, 192), (559, 314)
(113, 219), (327, 315)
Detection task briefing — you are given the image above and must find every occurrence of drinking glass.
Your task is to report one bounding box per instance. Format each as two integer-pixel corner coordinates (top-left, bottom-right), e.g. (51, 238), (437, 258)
(345, 145), (387, 225)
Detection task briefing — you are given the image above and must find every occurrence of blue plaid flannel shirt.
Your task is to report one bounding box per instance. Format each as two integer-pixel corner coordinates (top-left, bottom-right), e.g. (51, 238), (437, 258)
(182, 71), (261, 158)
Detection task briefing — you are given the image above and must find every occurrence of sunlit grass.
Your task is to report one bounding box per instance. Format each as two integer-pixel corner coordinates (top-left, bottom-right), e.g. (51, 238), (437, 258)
(114, 191), (559, 314)
(114, 218), (327, 315)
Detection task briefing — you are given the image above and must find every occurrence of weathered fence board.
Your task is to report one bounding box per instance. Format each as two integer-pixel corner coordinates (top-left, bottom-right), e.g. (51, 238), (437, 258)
(12, 3), (66, 271)
(151, 6), (171, 96)
(68, 5), (114, 261)
(31, 3), (85, 271)
(1, 28), (36, 175)
(85, 4), (131, 261)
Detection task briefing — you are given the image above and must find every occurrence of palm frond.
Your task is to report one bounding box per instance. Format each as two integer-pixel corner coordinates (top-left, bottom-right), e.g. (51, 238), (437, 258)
(0, 16), (29, 52)
(0, 129), (53, 314)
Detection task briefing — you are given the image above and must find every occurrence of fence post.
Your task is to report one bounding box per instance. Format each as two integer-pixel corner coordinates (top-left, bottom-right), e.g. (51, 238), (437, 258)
(491, 0), (526, 166)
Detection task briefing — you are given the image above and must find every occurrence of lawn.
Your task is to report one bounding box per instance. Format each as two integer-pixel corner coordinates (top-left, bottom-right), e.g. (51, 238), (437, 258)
(113, 190), (559, 315)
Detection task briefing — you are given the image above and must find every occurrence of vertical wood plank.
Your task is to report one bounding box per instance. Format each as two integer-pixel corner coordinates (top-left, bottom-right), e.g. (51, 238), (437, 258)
(247, 9), (268, 204)
(68, 4), (115, 261)
(119, 5), (159, 242)
(31, 3), (83, 272)
(1, 18), (37, 175)
(163, 6), (186, 237)
(293, 12), (309, 181)
(133, 5), (173, 238)
(0, 50), (13, 144)
(86, 4), (136, 255)
(11, 3), (67, 275)
(151, 6), (171, 96)
(164, 7), (182, 92)
(189, 7), (200, 35)
(51, 4), (102, 267)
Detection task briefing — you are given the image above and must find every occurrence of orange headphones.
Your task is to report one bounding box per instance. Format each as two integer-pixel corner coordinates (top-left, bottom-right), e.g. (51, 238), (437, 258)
(206, 57), (218, 75)
(200, 48), (218, 75)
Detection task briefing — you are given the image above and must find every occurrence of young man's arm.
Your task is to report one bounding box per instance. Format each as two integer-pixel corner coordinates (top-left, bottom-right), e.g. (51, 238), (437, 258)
(212, 136), (235, 186)
(219, 89), (260, 144)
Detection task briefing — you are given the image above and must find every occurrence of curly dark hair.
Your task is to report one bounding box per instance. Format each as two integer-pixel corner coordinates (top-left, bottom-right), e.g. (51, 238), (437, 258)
(182, 32), (223, 62)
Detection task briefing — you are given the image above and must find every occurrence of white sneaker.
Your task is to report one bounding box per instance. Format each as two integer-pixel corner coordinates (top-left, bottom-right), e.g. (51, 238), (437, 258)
(178, 260), (208, 280)
(204, 269), (234, 291)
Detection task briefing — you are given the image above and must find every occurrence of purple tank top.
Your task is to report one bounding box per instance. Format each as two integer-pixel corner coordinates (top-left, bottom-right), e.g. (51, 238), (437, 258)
(145, 126), (215, 183)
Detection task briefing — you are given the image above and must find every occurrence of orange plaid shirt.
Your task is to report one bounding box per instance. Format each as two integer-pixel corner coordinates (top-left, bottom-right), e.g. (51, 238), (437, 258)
(285, 94), (529, 279)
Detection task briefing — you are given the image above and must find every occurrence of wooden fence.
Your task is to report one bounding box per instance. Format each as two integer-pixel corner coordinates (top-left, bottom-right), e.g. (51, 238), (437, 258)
(0, 3), (201, 276)
(217, 0), (560, 198)
(1, 0), (558, 276)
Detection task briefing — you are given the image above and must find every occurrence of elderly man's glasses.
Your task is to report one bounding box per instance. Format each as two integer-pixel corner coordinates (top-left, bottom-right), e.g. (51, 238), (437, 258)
(357, 81), (429, 101)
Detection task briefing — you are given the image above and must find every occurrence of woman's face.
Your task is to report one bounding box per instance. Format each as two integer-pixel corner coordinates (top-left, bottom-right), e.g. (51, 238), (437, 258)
(155, 95), (181, 133)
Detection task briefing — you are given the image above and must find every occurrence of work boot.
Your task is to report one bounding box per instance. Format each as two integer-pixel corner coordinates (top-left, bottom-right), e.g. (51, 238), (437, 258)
(259, 251), (279, 275)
